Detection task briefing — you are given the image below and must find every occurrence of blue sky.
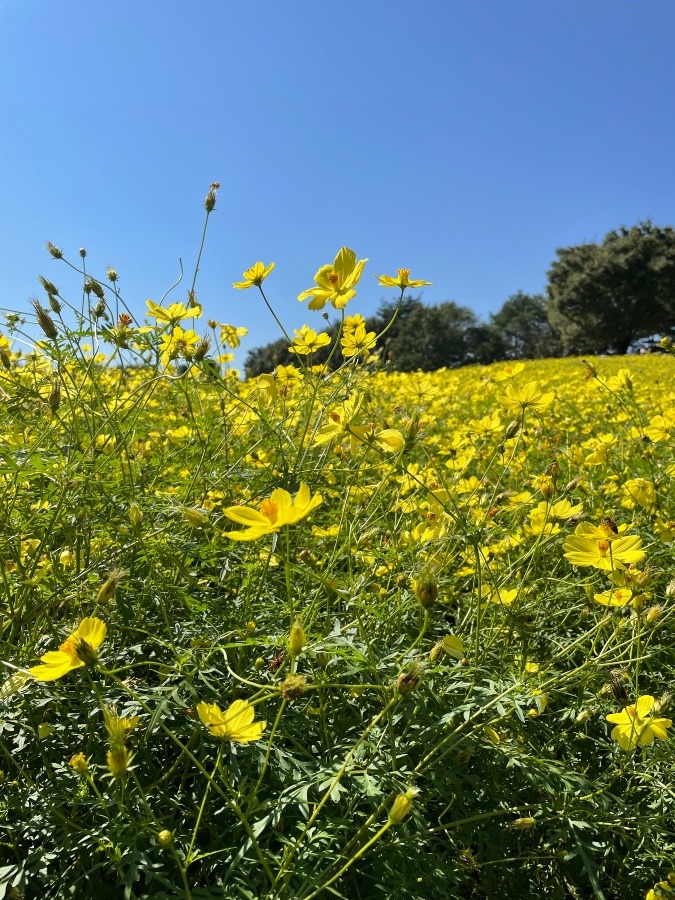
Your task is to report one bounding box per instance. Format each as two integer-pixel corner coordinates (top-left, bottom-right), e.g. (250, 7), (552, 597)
(1, 1), (674, 367)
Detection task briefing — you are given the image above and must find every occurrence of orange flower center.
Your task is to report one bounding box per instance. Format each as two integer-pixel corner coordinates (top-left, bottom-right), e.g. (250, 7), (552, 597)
(260, 498), (278, 523)
(397, 268), (410, 284)
(597, 540), (610, 554)
(327, 270), (339, 286)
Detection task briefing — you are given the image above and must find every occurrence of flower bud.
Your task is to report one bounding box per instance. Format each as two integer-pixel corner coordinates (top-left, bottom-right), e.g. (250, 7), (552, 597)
(413, 571), (438, 609)
(49, 295), (61, 314)
(49, 379), (61, 412)
(0, 348), (11, 370)
(193, 340), (210, 363)
(314, 651), (330, 669)
(107, 745), (132, 778)
(388, 788), (418, 824)
(157, 829), (173, 848)
(184, 508), (209, 528)
(288, 619), (306, 655)
(254, 656), (265, 670)
(79, 247), (87, 258)
(107, 267), (118, 282)
(575, 708), (591, 724)
(69, 752), (89, 775)
(503, 420), (520, 440)
(97, 569), (127, 605)
(128, 503), (143, 527)
(87, 279), (105, 300)
(509, 817), (536, 830)
(74, 638), (100, 667)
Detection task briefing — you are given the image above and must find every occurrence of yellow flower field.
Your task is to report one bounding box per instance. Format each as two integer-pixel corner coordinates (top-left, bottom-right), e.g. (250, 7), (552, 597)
(0, 199), (674, 899)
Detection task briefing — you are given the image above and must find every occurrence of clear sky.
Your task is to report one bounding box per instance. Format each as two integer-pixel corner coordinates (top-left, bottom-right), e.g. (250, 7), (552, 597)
(1, 1), (674, 367)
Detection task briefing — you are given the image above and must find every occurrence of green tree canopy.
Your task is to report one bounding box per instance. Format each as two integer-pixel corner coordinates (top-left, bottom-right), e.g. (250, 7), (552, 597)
(489, 291), (562, 359)
(546, 221), (675, 354)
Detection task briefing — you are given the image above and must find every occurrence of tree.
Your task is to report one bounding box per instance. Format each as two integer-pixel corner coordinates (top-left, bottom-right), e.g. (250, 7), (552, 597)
(489, 292), (562, 359)
(546, 222), (675, 355)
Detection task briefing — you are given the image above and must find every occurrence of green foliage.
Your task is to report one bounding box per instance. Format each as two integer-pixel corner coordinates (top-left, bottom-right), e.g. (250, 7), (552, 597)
(489, 292), (562, 359)
(547, 221), (675, 355)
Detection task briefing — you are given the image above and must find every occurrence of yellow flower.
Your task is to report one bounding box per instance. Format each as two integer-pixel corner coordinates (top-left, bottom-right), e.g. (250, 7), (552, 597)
(222, 483), (322, 541)
(289, 325), (331, 356)
(197, 699), (266, 743)
(159, 325), (201, 366)
(69, 752), (89, 775)
(219, 324), (248, 348)
(606, 695), (672, 751)
(501, 380), (554, 411)
(376, 268), (431, 289)
(593, 588), (632, 607)
(298, 247), (367, 311)
(341, 323), (377, 358)
(562, 523), (645, 571)
(146, 300), (202, 325)
(388, 787), (419, 824)
(232, 261), (275, 289)
(621, 478), (656, 511)
(30, 617), (107, 681)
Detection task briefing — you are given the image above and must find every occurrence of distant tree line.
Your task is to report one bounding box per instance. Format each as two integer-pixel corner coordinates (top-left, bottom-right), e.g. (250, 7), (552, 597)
(244, 221), (675, 378)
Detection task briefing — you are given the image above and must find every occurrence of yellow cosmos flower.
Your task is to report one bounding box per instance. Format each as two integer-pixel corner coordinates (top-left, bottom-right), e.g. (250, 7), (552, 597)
(289, 325), (331, 356)
(233, 261), (275, 289)
(341, 323), (377, 358)
(146, 300), (202, 325)
(219, 324), (248, 348)
(197, 699), (266, 743)
(501, 380), (554, 411)
(606, 695), (672, 751)
(30, 617), (107, 681)
(222, 483), (322, 541)
(376, 268), (431, 289)
(621, 478), (656, 511)
(593, 588), (632, 607)
(562, 522), (645, 571)
(298, 247), (368, 311)
(159, 325), (201, 366)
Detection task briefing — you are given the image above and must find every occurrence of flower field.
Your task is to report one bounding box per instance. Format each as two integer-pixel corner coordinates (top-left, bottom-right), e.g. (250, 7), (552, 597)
(1, 201), (675, 899)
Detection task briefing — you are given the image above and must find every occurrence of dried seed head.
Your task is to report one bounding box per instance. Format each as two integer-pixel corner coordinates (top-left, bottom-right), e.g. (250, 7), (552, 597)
(46, 241), (64, 259)
(31, 299), (58, 340)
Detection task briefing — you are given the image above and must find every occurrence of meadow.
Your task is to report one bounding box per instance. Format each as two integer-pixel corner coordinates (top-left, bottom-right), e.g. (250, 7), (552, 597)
(1, 195), (674, 899)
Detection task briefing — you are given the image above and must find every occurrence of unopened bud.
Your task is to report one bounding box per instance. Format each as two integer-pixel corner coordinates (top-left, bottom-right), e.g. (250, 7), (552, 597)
(509, 817), (536, 830)
(48, 294), (61, 314)
(79, 247), (87, 258)
(74, 638), (99, 667)
(388, 788), (418, 824)
(157, 829), (173, 847)
(0, 348), (11, 370)
(184, 508), (209, 528)
(288, 619), (306, 655)
(314, 651), (330, 669)
(49, 379), (61, 412)
(97, 569), (127, 605)
(128, 503), (143, 527)
(254, 656), (265, 670)
(107, 745), (132, 778)
(503, 420), (520, 440)
(106, 267), (118, 282)
(654, 692), (672, 716)
(575, 708), (591, 724)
